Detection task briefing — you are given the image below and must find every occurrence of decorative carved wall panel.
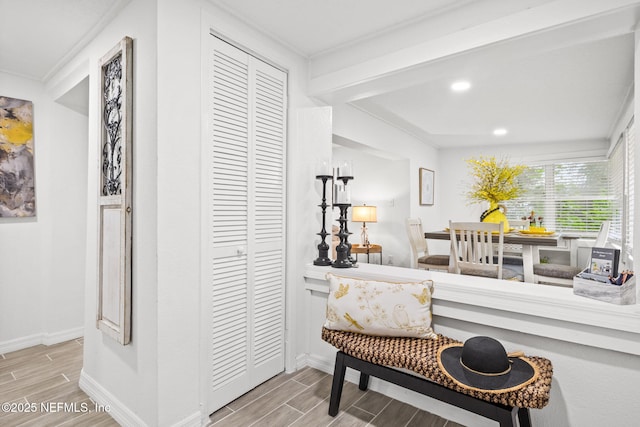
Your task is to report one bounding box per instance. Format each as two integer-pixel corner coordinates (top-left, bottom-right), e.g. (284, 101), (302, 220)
(97, 36), (133, 345)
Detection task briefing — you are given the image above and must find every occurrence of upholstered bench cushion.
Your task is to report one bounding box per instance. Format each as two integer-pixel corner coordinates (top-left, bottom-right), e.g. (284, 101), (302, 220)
(534, 263), (582, 280)
(460, 266), (520, 280)
(418, 254), (450, 265)
(495, 255), (524, 266)
(321, 327), (552, 409)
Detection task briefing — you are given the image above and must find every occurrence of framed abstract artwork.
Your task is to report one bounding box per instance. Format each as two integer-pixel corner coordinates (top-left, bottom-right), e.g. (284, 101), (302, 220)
(419, 168), (434, 206)
(0, 96), (35, 217)
(97, 36), (133, 345)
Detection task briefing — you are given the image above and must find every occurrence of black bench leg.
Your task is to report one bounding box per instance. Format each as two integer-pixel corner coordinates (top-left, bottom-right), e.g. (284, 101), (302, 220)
(518, 407), (532, 427)
(496, 407), (519, 427)
(329, 352), (347, 416)
(359, 373), (370, 391)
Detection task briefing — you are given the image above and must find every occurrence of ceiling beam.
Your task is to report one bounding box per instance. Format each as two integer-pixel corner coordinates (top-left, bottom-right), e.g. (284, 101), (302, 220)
(309, 0), (640, 104)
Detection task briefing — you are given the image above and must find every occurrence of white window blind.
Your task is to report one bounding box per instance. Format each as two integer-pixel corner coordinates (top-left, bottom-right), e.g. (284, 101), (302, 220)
(627, 118), (634, 262)
(609, 134), (624, 242)
(505, 160), (613, 232)
(609, 117), (634, 265)
(505, 117), (634, 265)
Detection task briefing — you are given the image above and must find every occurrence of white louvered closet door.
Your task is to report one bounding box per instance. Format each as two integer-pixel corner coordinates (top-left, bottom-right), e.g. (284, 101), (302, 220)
(205, 35), (287, 413)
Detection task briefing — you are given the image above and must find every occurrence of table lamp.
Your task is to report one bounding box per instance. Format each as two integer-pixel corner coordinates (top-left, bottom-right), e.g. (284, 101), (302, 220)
(352, 205), (377, 246)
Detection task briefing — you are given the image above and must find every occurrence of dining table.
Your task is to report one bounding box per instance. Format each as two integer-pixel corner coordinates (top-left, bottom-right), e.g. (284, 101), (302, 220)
(424, 229), (578, 283)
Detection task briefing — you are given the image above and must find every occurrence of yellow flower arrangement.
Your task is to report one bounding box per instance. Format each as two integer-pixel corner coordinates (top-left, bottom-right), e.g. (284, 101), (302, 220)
(466, 156), (527, 204)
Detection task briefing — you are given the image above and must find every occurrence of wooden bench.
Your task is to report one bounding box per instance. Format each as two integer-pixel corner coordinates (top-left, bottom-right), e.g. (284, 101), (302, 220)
(322, 328), (553, 427)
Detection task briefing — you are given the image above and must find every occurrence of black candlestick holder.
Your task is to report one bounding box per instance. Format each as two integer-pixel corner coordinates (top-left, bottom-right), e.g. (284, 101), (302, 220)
(336, 175), (356, 266)
(332, 203), (353, 268)
(313, 175), (333, 266)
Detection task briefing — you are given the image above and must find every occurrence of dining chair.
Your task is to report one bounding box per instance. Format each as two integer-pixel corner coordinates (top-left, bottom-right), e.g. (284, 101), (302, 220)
(406, 218), (450, 271)
(499, 219), (528, 265)
(533, 221), (611, 286)
(449, 221), (519, 280)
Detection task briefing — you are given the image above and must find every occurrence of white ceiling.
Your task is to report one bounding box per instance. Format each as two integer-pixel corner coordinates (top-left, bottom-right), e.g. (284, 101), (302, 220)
(0, 0), (125, 81)
(1, 0), (635, 148)
(210, 0), (473, 57)
(206, 0), (637, 147)
(356, 33), (634, 146)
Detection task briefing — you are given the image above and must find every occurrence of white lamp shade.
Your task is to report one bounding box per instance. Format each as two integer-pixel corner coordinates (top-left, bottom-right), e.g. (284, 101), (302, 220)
(352, 205), (377, 223)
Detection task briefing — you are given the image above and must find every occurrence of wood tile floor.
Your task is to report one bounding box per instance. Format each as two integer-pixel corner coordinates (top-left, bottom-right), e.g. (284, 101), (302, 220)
(0, 338), (118, 427)
(1, 338), (463, 427)
(209, 367), (464, 427)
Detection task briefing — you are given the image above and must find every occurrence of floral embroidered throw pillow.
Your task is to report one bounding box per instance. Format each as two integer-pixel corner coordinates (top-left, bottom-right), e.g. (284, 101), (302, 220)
(324, 273), (436, 338)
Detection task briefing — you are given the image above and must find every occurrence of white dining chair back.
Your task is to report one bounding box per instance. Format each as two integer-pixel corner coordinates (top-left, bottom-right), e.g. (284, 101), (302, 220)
(449, 221), (514, 280)
(407, 218), (427, 258)
(592, 220), (611, 250)
(406, 218), (450, 271)
(502, 219), (527, 258)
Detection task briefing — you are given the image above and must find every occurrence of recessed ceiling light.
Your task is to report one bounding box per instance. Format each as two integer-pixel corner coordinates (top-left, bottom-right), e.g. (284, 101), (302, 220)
(493, 128), (508, 136)
(451, 80), (471, 92)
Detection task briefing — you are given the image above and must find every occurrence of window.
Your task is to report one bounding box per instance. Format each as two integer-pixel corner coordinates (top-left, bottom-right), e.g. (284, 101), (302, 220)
(505, 117), (635, 266)
(609, 118), (634, 266)
(505, 160), (613, 233)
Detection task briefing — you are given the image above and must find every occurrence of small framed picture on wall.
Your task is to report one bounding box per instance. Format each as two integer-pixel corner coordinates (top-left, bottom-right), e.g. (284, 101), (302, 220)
(419, 168), (434, 206)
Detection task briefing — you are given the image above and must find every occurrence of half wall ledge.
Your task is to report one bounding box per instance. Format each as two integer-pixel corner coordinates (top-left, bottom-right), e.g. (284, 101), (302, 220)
(304, 263), (640, 356)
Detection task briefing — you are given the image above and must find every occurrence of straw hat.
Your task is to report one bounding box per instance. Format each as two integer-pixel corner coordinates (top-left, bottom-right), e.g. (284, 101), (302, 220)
(437, 336), (539, 393)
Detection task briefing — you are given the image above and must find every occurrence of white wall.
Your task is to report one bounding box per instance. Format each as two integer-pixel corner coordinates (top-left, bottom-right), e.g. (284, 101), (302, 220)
(0, 71), (87, 352)
(45, 0), (160, 425)
(39, 0), (323, 423)
(331, 104), (441, 263)
(43, 92), (88, 339)
(635, 27), (640, 285)
(332, 144), (411, 267)
(296, 106), (334, 370)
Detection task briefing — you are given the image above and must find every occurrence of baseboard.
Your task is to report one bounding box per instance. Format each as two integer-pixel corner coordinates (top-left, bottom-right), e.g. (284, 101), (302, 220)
(0, 333), (43, 355)
(305, 353), (333, 373)
(79, 370), (204, 427)
(79, 369), (148, 427)
(0, 327), (83, 354)
(43, 326), (84, 346)
(170, 411), (203, 427)
(294, 353), (308, 371)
